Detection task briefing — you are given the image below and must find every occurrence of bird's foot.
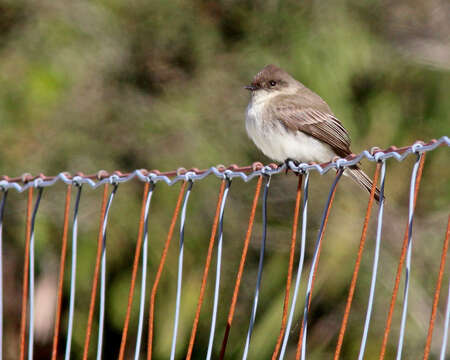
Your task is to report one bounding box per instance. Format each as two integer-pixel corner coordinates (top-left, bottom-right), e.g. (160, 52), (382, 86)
(284, 158), (300, 174)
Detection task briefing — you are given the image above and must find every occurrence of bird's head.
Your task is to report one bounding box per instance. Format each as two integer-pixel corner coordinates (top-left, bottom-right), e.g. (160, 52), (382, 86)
(245, 64), (298, 95)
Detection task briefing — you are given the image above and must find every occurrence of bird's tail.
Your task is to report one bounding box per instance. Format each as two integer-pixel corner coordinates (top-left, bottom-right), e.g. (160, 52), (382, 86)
(345, 166), (381, 203)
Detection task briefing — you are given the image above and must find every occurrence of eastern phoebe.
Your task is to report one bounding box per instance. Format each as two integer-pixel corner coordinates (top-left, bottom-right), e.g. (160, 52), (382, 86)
(245, 64), (380, 201)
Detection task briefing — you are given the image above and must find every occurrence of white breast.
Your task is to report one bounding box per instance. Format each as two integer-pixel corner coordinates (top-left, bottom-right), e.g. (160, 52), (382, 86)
(245, 97), (336, 163)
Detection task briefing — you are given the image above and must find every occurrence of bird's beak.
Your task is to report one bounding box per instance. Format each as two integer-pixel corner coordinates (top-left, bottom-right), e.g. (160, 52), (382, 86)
(244, 84), (258, 91)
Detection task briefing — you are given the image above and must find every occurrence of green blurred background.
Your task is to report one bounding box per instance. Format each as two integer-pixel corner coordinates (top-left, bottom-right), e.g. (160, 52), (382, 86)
(0, 0), (449, 359)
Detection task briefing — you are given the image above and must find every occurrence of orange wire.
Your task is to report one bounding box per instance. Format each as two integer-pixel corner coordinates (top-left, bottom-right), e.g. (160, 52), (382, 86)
(219, 175), (263, 360)
(51, 185), (72, 360)
(186, 179), (226, 360)
(296, 170), (342, 360)
(272, 174), (303, 360)
(334, 163), (381, 359)
(118, 182), (150, 360)
(20, 187), (34, 360)
(147, 182), (187, 360)
(423, 215), (450, 360)
(82, 184), (109, 360)
(379, 153), (426, 360)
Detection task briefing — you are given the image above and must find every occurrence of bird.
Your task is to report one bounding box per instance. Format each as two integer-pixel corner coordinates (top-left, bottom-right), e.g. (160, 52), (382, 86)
(245, 64), (380, 202)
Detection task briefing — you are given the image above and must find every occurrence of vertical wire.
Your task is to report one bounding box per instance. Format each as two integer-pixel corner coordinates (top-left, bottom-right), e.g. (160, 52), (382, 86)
(395, 153), (424, 360)
(117, 181), (151, 360)
(65, 185), (82, 360)
(133, 183), (155, 360)
(186, 180), (226, 360)
(358, 161), (387, 360)
(0, 190), (7, 360)
(206, 178), (232, 360)
(424, 215), (450, 360)
(440, 277), (450, 360)
(242, 175), (271, 360)
(334, 163), (381, 359)
(96, 184), (118, 360)
(279, 172), (310, 360)
(297, 170), (343, 360)
(51, 185), (72, 360)
(272, 174), (303, 360)
(20, 187), (33, 360)
(379, 153), (426, 359)
(147, 182), (187, 360)
(28, 187), (43, 360)
(219, 176), (263, 360)
(170, 180), (194, 360)
(83, 184), (109, 360)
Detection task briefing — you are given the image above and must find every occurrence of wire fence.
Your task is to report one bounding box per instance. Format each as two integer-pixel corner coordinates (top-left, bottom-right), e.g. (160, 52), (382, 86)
(0, 136), (449, 359)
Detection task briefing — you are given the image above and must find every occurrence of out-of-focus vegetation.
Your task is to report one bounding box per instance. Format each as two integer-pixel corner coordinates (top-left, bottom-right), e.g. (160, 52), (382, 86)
(0, 0), (449, 359)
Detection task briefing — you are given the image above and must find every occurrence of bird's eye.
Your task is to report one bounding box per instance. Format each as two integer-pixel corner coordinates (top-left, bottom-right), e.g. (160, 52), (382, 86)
(269, 80), (276, 87)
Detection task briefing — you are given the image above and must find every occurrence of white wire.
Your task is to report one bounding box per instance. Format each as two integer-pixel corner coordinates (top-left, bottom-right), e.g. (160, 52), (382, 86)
(134, 183), (155, 360)
(96, 185), (118, 360)
(64, 185), (82, 360)
(279, 172), (310, 360)
(28, 187), (43, 360)
(396, 154), (422, 360)
(301, 170), (343, 360)
(206, 179), (232, 359)
(242, 175), (271, 360)
(358, 161), (386, 359)
(170, 180), (194, 360)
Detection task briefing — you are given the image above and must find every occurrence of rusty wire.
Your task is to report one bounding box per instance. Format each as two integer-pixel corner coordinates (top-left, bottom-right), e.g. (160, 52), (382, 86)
(147, 182), (186, 360)
(379, 153), (426, 360)
(82, 184), (109, 360)
(272, 174), (304, 360)
(186, 179), (226, 360)
(423, 215), (450, 360)
(334, 163), (381, 359)
(51, 185), (72, 360)
(118, 181), (150, 360)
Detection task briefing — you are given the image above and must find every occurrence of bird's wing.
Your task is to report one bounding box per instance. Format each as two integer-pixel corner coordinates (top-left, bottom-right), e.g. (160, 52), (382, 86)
(271, 98), (352, 158)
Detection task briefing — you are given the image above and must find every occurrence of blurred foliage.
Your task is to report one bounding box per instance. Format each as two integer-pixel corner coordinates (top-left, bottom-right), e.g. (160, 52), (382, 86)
(0, 0), (449, 359)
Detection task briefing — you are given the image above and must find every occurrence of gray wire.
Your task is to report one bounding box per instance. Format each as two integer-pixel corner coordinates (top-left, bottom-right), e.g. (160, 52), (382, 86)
(134, 182), (155, 360)
(64, 185), (82, 360)
(300, 170), (343, 360)
(28, 186), (43, 360)
(358, 160), (386, 359)
(279, 171), (310, 360)
(440, 278), (450, 360)
(206, 178), (232, 360)
(0, 137), (447, 192)
(0, 190), (7, 360)
(96, 184), (118, 360)
(170, 180), (194, 360)
(396, 153), (423, 360)
(242, 175), (271, 360)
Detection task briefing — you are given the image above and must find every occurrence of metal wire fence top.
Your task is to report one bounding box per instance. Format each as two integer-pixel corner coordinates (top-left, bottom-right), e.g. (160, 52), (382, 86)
(0, 137), (448, 191)
(0, 136), (449, 360)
